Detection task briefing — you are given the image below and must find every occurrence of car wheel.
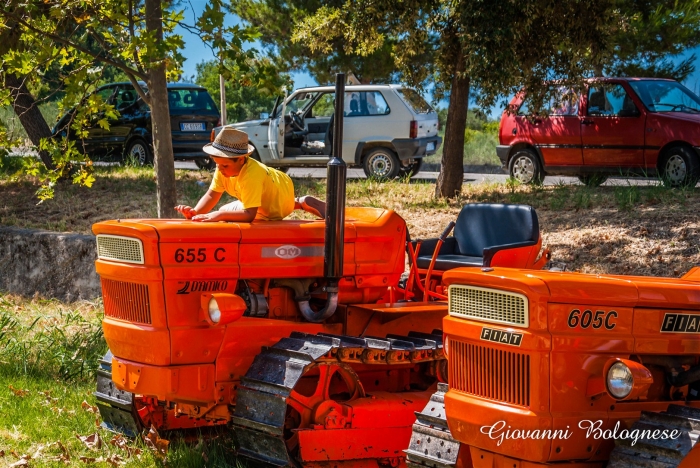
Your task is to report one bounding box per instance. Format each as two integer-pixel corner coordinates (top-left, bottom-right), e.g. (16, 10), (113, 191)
(661, 146), (700, 188)
(509, 149), (543, 185)
(195, 157), (216, 171)
(577, 174), (608, 187)
(125, 139), (152, 166)
(363, 147), (400, 179)
(399, 159), (423, 178)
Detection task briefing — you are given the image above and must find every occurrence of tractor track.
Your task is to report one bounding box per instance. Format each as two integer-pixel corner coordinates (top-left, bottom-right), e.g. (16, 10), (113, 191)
(94, 350), (142, 437)
(232, 330), (445, 466)
(405, 383), (460, 468)
(608, 404), (700, 468)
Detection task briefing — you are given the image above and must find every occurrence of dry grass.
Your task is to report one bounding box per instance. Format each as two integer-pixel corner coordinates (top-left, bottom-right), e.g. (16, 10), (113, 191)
(1, 165), (699, 277)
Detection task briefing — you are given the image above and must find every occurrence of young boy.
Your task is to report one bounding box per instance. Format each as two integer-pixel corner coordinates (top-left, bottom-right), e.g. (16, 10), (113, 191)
(175, 127), (325, 222)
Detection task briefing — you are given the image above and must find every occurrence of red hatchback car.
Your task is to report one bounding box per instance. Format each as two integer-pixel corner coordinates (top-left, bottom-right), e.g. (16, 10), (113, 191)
(498, 78), (700, 186)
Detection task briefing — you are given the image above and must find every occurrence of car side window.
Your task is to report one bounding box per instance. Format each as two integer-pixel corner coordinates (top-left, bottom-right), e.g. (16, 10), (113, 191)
(310, 93), (335, 118)
(344, 91), (390, 117)
(517, 87), (578, 116)
(587, 84), (639, 117)
(114, 87), (138, 111)
(95, 87), (116, 104)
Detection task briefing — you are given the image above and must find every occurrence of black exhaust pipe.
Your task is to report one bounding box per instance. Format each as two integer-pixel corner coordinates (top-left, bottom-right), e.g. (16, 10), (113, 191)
(325, 73), (346, 280)
(301, 73), (346, 323)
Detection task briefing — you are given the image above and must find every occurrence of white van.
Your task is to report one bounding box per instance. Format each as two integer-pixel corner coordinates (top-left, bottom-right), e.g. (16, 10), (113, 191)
(213, 85), (442, 178)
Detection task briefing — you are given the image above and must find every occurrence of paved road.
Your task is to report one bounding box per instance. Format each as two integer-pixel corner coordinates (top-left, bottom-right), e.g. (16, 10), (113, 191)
(174, 161), (662, 186)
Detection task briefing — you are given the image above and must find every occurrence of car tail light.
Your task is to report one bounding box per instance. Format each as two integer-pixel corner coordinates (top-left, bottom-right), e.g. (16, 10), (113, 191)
(210, 129), (215, 142)
(410, 120), (418, 139)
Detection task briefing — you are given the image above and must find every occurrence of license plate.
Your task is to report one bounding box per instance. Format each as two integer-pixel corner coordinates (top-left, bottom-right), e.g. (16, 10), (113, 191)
(180, 122), (206, 131)
(426, 141), (436, 152)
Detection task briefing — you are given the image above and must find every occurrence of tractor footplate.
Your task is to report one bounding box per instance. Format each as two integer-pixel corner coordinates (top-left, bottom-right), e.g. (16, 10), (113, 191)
(608, 404), (700, 468)
(405, 383), (460, 468)
(94, 350), (142, 438)
(232, 330), (445, 467)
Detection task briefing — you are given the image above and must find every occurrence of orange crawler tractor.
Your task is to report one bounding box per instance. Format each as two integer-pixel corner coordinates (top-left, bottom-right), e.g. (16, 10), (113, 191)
(92, 76), (550, 467)
(406, 267), (700, 468)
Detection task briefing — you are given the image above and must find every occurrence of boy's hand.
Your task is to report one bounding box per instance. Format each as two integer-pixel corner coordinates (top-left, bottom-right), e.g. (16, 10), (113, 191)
(174, 205), (197, 219)
(192, 211), (223, 222)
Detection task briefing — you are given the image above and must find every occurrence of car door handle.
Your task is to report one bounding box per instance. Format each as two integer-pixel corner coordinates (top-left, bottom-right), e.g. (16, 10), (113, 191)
(581, 119), (594, 125)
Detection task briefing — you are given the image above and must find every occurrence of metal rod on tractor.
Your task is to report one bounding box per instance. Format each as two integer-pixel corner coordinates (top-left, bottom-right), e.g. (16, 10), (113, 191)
(302, 73), (346, 322)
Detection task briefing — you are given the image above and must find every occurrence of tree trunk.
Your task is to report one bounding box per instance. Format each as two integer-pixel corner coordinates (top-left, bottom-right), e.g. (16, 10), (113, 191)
(435, 50), (469, 198)
(0, 11), (54, 169)
(4, 73), (55, 169)
(145, 0), (177, 218)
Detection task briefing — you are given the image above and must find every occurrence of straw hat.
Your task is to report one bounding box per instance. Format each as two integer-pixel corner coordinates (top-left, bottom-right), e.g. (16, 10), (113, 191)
(203, 127), (255, 158)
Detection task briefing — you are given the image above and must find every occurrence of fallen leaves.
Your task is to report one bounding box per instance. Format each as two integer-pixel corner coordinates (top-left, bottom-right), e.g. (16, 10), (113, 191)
(8, 385), (29, 397)
(81, 400), (99, 414)
(144, 425), (169, 461)
(76, 432), (103, 451)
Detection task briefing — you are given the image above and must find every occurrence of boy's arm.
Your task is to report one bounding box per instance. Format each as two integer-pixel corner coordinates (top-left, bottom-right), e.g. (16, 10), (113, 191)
(175, 190), (222, 219)
(192, 206), (258, 223)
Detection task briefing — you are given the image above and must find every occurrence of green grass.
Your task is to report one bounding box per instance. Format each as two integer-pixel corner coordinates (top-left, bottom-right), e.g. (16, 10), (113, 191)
(0, 293), (241, 467)
(424, 129), (500, 166)
(0, 103), (61, 144)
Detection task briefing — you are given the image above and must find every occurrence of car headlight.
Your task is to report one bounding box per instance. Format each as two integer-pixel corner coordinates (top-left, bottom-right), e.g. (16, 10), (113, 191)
(208, 297), (222, 324)
(607, 361), (634, 399)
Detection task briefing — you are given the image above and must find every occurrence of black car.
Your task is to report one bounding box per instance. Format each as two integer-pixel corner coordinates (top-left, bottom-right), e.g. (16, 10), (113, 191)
(52, 82), (220, 168)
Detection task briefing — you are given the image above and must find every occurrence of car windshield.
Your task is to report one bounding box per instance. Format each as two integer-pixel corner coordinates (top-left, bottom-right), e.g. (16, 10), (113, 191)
(397, 88), (433, 114)
(286, 92), (319, 114)
(628, 80), (700, 114)
(167, 88), (218, 113)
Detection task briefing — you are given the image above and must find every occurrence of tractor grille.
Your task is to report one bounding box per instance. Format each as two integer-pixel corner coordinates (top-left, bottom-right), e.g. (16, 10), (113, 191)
(449, 285), (528, 327)
(449, 339), (530, 407)
(102, 279), (152, 324)
(96, 235), (144, 264)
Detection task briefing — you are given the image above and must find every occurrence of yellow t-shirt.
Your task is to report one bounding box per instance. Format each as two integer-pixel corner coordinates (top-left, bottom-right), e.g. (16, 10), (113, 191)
(210, 158), (295, 220)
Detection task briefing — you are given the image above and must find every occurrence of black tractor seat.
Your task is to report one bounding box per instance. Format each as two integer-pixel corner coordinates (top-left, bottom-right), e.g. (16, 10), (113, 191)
(415, 203), (540, 270)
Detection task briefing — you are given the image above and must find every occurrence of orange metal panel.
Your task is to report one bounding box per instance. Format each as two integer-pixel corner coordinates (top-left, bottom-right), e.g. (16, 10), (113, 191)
(297, 427), (412, 462)
(159, 242), (240, 280)
(470, 447), (602, 468)
(633, 308), (700, 354)
(445, 390), (552, 463)
(122, 219), (243, 243)
(549, 303), (634, 353)
(103, 318), (170, 366)
(112, 357), (215, 404)
(631, 275), (700, 309)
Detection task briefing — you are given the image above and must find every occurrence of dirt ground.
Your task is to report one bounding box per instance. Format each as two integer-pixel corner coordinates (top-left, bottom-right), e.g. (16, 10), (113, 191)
(1, 167), (698, 277)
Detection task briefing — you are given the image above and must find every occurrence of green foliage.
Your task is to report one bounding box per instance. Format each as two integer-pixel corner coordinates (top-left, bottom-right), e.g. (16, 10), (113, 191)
(603, 1), (700, 81)
(234, 0), (399, 84)
(0, 0), (275, 207)
(195, 59), (290, 123)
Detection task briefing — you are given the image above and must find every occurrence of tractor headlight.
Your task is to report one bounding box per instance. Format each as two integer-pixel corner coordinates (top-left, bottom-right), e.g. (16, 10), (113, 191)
(208, 297), (222, 324)
(199, 293), (246, 326)
(606, 361), (634, 399)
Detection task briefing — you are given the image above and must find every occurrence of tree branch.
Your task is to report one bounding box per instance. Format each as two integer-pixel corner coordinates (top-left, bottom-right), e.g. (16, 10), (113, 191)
(3, 9), (149, 81)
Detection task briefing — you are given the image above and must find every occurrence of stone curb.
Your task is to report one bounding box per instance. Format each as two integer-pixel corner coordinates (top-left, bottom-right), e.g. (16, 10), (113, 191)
(0, 226), (100, 302)
(421, 163), (506, 174)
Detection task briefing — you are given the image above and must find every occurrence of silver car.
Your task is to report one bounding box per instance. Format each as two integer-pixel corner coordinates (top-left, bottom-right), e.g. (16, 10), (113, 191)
(213, 85), (442, 178)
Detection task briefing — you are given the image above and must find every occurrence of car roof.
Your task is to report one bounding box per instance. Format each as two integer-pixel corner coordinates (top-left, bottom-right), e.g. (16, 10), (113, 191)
(292, 84), (406, 92)
(589, 77), (677, 83)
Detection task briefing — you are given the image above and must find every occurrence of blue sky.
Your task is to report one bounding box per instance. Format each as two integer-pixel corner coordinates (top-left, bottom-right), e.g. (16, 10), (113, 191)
(176, 2), (700, 114)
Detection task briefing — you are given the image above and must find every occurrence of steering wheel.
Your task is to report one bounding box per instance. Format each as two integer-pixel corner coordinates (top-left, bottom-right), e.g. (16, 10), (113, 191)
(289, 110), (305, 131)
